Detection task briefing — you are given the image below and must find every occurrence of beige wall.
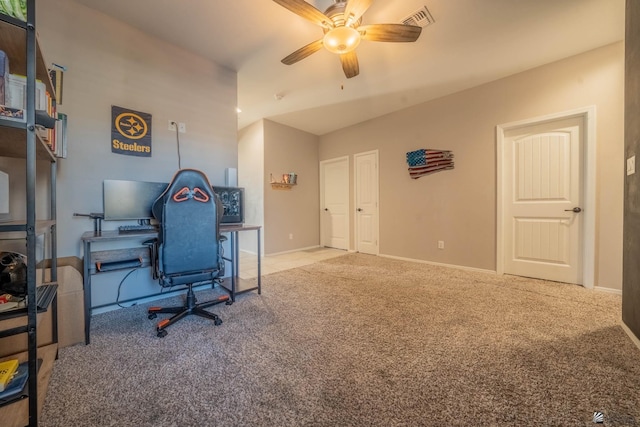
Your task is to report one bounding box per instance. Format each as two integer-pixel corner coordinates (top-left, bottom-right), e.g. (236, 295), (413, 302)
(263, 120), (320, 254)
(320, 42), (624, 290)
(238, 120), (320, 255)
(8, 0), (239, 307)
(34, 0), (237, 258)
(238, 121), (265, 255)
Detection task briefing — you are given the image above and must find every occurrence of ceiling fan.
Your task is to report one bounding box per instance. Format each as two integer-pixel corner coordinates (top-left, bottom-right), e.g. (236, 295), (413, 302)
(273, 0), (422, 79)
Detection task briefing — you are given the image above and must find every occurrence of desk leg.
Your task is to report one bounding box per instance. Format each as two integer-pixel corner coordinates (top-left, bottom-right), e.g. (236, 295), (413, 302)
(231, 231), (236, 301)
(82, 240), (92, 345)
(257, 227), (261, 294)
(234, 229), (240, 285)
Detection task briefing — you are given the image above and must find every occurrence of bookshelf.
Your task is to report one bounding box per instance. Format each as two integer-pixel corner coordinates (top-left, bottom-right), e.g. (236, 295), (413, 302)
(0, 1), (59, 426)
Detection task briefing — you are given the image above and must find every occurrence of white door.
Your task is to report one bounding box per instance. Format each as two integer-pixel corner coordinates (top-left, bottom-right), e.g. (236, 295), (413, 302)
(355, 150), (379, 255)
(320, 157), (349, 250)
(502, 116), (584, 284)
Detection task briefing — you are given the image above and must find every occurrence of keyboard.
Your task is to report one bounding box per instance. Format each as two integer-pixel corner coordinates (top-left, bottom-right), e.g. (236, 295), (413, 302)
(118, 224), (158, 234)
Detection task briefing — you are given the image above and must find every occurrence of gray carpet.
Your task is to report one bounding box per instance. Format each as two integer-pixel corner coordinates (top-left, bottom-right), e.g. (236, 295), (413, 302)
(41, 254), (640, 426)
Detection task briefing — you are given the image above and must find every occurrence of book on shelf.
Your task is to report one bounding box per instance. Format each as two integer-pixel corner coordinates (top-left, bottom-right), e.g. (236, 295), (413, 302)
(49, 68), (63, 105)
(0, 361), (31, 403)
(0, 105), (24, 122)
(0, 50), (8, 106)
(0, 294), (19, 312)
(0, 359), (19, 392)
(0, 291), (23, 314)
(5, 74), (47, 112)
(55, 112), (68, 158)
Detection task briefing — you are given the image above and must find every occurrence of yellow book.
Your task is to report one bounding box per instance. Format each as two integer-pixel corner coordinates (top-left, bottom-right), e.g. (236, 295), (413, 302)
(0, 359), (19, 392)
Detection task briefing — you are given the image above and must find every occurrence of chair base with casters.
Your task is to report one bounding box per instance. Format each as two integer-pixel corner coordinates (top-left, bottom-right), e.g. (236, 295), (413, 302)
(148, 283), (232, 338)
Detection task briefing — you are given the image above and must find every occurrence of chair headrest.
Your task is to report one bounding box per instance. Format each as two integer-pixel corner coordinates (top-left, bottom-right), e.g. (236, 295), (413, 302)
(153, 169), (215, 218)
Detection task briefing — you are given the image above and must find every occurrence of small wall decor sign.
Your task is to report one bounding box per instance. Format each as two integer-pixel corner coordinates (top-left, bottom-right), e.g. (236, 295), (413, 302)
(111, 105), (152, 157)
(406, 148), (454, 179)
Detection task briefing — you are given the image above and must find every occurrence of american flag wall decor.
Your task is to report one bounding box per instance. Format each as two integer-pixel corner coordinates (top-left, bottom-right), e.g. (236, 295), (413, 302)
(406, 149), (454, 179)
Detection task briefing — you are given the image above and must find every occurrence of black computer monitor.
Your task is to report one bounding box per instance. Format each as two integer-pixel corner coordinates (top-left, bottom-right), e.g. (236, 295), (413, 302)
(103, 180), (168, 221)
(212, 186), (244, 224)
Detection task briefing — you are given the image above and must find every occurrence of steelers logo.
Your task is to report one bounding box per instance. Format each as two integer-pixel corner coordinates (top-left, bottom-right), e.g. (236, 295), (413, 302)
(115, 112), (148, 140)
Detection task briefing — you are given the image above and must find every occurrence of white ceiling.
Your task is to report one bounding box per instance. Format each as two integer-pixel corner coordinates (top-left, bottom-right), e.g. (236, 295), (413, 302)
(71, 0), (625, 136)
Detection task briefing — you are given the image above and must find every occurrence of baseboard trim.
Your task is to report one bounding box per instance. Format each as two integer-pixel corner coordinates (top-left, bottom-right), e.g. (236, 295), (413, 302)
(594, 286), (622, 295)
(620, 322), (640, 351)
(265, 245), (323, 257)
(378, 253), (496, 275)
(377, 255), (623, 292)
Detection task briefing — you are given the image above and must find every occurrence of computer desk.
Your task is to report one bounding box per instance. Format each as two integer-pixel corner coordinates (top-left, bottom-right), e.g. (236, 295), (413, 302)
(80, 224), (261, 344)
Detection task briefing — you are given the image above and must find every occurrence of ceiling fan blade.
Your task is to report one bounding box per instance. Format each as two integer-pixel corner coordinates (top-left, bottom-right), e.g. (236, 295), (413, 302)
(359, 24), (422, 42)
(344, 0), (373, 26)
(340, 51), (359, 79)
(273, 0), (333, 28)
(281, 39), (324, 65)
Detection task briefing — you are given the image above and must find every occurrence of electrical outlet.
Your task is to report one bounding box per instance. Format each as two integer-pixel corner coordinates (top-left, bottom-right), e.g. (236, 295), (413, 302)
(289, 233), (293, 240)
(178, 122), (186, 133)
(438, 240), (445, 249)
(627, 155), (636, 176)
(168, 120), (176, 131)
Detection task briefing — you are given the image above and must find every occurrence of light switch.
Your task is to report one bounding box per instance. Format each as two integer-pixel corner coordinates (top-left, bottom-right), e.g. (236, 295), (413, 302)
(627, 156), (636, 176)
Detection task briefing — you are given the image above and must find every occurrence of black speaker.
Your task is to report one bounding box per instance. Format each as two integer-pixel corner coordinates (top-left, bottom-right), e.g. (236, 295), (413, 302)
(0, 252), (27, 297)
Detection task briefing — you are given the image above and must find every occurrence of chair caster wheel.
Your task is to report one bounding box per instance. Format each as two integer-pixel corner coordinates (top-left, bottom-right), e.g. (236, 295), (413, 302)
(225, 300), (233, 305)
(148, 313), (157, 320)
(214, 318), (223, 326)
(157, 329), (168, 338)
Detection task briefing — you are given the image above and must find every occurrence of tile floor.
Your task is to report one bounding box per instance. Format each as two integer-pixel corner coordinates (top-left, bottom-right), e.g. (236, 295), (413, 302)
(238, 247), (347, 279)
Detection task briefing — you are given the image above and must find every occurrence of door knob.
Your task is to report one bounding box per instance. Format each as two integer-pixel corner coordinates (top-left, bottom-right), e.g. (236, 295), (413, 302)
(564, 207), (582, 213)
(324, 208), (329, 211)
(357, 208), (363, 212)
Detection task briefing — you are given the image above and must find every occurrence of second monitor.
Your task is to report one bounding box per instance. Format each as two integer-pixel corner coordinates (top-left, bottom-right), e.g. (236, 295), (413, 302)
(103, 180), (167, 221)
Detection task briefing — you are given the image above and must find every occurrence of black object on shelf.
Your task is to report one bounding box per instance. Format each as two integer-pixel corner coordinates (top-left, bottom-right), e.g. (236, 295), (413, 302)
(36, 284), (58, 310)
(35, 110), (56, 129)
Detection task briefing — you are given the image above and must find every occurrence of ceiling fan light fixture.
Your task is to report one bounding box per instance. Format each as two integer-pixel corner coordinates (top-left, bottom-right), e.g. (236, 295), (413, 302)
(274, 0), (423, 78)
(323, 26), (361, 54)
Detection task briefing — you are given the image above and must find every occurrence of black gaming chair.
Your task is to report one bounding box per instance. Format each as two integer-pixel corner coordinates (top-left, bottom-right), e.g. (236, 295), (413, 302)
(146, 169), (231, 337)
